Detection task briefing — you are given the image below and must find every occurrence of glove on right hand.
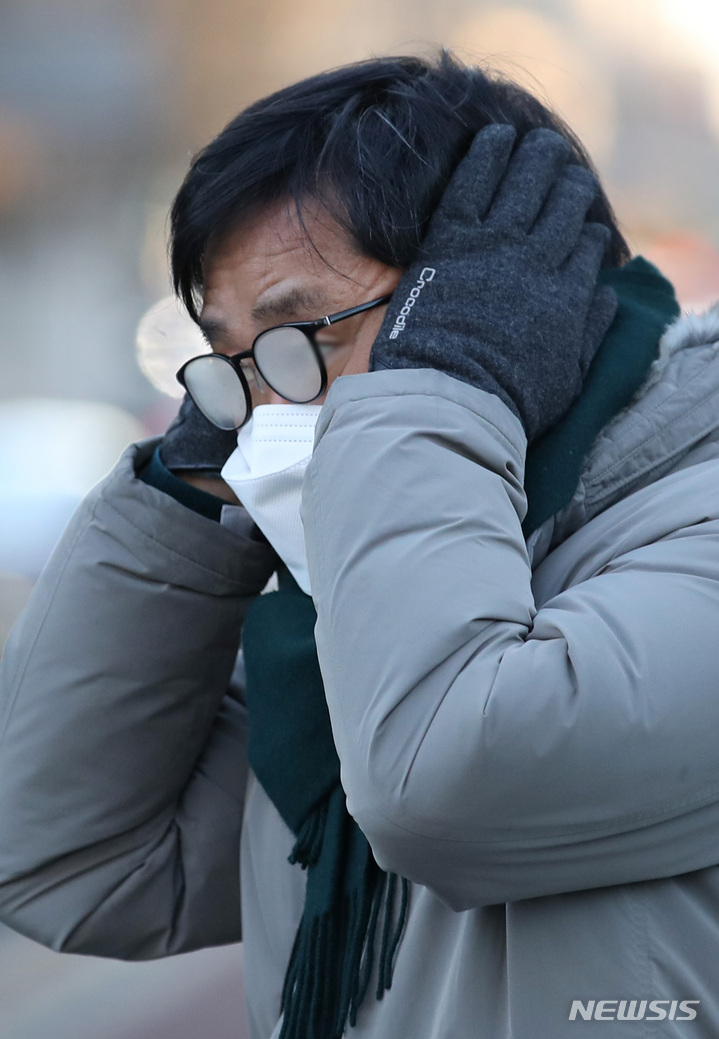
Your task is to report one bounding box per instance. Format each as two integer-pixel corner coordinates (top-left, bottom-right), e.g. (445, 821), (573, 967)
(370, 124), (618, 442)
(160, 393), (238, 474)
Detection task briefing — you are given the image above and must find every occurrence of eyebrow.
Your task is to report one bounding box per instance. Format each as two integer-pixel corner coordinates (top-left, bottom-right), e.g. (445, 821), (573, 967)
(251, 286), (328, 325)
(197, 286), (330, 348)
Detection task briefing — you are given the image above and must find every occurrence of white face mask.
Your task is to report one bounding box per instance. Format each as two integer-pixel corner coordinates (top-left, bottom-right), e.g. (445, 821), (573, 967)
(220, 404), (322, 594)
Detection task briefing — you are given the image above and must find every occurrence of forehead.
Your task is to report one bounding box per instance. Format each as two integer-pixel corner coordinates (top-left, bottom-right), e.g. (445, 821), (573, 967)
(201, 200), (368, 324)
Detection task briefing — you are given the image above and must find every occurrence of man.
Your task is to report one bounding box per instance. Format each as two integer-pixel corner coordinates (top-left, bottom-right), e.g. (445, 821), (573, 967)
(2, 51), (719, 1038)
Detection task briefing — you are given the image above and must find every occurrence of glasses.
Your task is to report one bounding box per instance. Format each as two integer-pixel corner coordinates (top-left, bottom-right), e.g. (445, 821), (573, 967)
(176, 294), (392, 430)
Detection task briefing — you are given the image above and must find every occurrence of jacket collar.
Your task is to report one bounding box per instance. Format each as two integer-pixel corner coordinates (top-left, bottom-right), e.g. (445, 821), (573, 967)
(530, 302), (719, 565)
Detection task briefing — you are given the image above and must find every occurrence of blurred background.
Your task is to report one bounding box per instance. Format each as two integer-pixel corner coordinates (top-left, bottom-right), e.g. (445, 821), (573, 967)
(2, 0), (719, 1034)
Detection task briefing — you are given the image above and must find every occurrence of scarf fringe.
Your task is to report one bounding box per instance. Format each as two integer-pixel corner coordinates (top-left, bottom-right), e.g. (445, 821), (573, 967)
(280, 866), (411, 1039)
(289, 800), (329, 869)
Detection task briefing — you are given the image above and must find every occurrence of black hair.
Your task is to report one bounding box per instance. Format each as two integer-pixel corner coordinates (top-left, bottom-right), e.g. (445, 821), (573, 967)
(170, 51), (630, 321)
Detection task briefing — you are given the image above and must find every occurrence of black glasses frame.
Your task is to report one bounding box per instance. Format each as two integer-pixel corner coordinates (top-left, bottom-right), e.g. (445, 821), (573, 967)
(176, 294), (392, 429)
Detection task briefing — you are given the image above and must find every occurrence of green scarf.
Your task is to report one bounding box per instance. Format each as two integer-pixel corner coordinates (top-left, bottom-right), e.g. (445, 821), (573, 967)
(242, 570), (409, 1039)
(523, 256), (679, 535)
(241, 257), (678, 1039)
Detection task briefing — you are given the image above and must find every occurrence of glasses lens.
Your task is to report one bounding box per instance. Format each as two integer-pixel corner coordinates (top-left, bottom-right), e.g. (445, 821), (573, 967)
(254, 327), (323, 402)
(181, 355), (248, 430)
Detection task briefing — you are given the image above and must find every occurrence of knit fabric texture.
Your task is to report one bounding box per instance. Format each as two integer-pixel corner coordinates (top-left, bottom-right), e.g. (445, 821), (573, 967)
(160, 392), (238, 473)
(370, 124), (619, 443)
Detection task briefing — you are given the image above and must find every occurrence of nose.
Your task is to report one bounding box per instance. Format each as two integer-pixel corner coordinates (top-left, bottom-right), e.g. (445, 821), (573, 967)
(264, 389), (295, 406)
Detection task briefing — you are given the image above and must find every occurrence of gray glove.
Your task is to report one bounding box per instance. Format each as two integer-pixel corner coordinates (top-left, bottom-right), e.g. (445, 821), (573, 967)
(159, 393), (238, 473)
(370, 124), (618, 442)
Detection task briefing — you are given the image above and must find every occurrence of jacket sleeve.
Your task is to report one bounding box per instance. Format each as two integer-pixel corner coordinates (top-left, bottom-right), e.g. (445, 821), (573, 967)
(0, 438), (277, 957)
(301, 368), (719, 910)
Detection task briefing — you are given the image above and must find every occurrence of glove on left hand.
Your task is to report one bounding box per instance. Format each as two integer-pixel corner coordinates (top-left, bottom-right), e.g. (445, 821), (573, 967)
(370, 124), (618, 443)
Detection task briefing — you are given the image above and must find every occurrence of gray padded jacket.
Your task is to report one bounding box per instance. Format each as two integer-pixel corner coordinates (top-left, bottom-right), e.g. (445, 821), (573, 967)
(2, 305), (719, 1037)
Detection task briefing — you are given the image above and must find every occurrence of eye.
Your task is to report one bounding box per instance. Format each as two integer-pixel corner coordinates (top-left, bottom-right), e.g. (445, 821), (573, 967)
(316, 335), (351, 358)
